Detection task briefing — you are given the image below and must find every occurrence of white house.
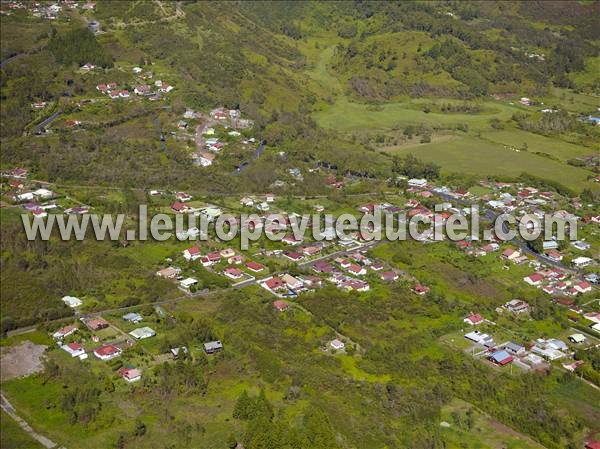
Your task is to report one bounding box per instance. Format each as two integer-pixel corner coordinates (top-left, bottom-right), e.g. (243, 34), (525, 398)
(62, 296), (82, 308)
(572, 257), (592, 268)
(330, 339), (345, 350)
(408, 178), (427, 188)
(61, 342), (86, 359)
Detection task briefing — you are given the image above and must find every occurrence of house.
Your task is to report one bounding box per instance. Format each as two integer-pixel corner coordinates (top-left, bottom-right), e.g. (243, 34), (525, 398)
(545, 249), (563, 261)
(62, 296), (82, 308)
(176, 192), (192, 202)
(171, 202), (189, 213)
(463, 314), (484, 326)
(282, 273), (303, 290)
(220, 248), (236, 258)
(504, 342), (526, 356)
(196, 151), (215, 167)
(482, 243), (500, 253)
(329, 339), (345, 350)
(341, 279), (370, 292)
(568, 333), (586, 344)
(370, 261), (384, 271)
(93, 344), (122, 361)
(33, 188), (53, 199)
(572, 240), (591, 251)
(170, 346), (188, 358)
(519, 97), (531, 106)
(201, 251), (221, 266)
(408, 178), (427, 188)
(464, 331), (492, 344)
(299, 275), (323, 288)
(502, 248), (521, 260)
(156, 266), (180, 279)
(282, 234), (302, 245)
(265, 193), (275, 203)
(53, 324), (78, 339)
(574, 281), (592, 294)
(246, 261), (265, 272)
(347, 264), (366, 276)
(283, 251), (303, 262)
(134, 85), (151, 95)
(229, 255), (244, 265)
(183, 246), (201, 261)
(15, 192), (34, 202)
(224, 267), (244, 280)
(504, 299), (529, 314)
(240, 197), (254, 207)
(204, 340), (223, 354)
(524, 273), (544, 286)
(129, 327), (156, 340)
(256, 202), (270, 212)
(572, 256), (593, 268)
(265, 277), (287, 292)
(531, 339), (567, 360)
(313, 260), (333, 273)
(85, 317), (109, 331)
(118, 367), (141, 382)
(123, 312), (143, 324)
(301, 245), (321, 257)
(61, 342), (86, 359)
(489, 350), (513, 366)
(380, 271), (399, 282)
(8, 168), (28, 179)
(412, 284), (429, 296)
(273, 300), (289, 312)
(179, 277), (198, 290)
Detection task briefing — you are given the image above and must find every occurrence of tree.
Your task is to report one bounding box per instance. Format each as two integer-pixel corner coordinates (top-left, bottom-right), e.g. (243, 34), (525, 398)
(233, 390), (253, 420)
(134, 419), (147, 437)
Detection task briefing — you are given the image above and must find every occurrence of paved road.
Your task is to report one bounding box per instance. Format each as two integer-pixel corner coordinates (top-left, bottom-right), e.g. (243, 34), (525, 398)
(1, 392), (62, 448)
(234, 140), (266, 174)
(30, 111), (62, 135)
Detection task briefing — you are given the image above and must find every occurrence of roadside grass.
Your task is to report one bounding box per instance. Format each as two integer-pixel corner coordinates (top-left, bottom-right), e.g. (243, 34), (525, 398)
(0, 411), (45, 449)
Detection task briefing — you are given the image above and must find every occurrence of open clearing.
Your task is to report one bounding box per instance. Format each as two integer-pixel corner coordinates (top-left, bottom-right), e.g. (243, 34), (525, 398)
(0, 341), (47, 381)
(306, 45), (597, 192)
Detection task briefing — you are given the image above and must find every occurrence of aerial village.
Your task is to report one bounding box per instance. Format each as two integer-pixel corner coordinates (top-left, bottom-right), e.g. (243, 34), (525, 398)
(0, 0), (597, 435)
(2, 157), (599, 386)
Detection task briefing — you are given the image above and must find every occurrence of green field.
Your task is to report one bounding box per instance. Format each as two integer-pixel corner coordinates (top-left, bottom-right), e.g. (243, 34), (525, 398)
(388, 135), (595, 190)
(306, 45), (597, 192)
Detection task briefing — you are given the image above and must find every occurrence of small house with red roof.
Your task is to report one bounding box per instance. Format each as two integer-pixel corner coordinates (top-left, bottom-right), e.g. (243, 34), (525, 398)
(524, 273), (544, 286)
(273, 300), (289, 312)
(183, 246), (201, 261)
(413, 284), (430, 296)
(118, 367), (141, 382)
(53, 324), (78, 339)
(380, 271), (398, 282)
(93, 344), (122, 361)
(223, 267), (244, 280)
(463, 314), (484, 326)
(265, 277), (287, 292)
(246, 261), (265, 272)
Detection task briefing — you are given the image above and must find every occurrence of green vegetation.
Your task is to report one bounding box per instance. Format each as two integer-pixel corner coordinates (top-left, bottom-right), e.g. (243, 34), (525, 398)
(1, 2), (599, 448)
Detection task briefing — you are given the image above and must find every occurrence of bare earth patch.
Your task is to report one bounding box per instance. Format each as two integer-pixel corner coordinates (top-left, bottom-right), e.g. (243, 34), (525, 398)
(0, 341), (47, 380)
